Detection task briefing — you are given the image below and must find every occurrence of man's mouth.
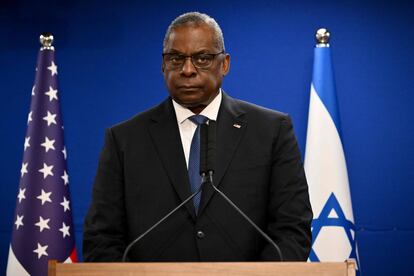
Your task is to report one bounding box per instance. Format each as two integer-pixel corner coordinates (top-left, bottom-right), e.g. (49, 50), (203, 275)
(178, 86), (201, 91)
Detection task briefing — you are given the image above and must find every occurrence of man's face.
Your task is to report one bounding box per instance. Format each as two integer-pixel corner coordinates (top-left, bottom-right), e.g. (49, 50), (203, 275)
(162, 23), (230, 113)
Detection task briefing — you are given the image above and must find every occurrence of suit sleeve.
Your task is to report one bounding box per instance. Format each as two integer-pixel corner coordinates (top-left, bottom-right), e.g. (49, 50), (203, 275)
(260, 115), (313, 261)
(83, 128), (127, 262)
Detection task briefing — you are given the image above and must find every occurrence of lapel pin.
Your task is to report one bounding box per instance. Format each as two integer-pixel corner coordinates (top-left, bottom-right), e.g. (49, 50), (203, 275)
(233, 123), (241, 129)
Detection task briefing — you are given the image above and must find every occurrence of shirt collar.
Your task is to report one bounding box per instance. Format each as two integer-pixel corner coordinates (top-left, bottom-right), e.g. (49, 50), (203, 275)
(172, 89), (222, 124)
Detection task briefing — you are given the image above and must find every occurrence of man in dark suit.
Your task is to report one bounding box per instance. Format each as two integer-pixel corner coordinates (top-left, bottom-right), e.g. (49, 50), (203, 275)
(83, 12), (312, 262)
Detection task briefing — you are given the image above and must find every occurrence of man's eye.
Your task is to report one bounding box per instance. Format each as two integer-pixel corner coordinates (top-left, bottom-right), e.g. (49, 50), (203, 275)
(168, 55), (184, 63)
(194, 55), (211, 64)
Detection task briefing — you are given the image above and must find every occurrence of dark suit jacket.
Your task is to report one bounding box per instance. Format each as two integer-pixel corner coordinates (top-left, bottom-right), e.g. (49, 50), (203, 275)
(83, 92), (312, 262)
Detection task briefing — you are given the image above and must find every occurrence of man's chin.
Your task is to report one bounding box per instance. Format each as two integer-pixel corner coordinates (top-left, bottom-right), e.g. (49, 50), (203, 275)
(176, 100), (204, 109)
(173, 94), (203, 107)
(172, 90), (218, 108)
(172, 97), (206, 112)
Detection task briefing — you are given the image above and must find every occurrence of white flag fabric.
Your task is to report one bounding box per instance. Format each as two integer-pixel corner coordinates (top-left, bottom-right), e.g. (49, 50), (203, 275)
(304, 43), (359, 267)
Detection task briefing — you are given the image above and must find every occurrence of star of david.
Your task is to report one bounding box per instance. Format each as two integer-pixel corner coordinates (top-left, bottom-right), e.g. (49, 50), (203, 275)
(310, 192), (358, 262)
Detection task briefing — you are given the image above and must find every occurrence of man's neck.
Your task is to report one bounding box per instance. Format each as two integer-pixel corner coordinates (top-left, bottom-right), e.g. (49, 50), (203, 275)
(188, 105), (206, 114)
(187, 90), (220, 114)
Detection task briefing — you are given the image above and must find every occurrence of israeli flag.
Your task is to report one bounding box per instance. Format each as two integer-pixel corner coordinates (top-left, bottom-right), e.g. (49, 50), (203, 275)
(304, 36), (360, 267)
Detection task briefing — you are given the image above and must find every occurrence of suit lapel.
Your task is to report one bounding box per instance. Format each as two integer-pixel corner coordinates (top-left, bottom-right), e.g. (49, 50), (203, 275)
(149, 99), (196, 220)
(198, 93), (247, 216)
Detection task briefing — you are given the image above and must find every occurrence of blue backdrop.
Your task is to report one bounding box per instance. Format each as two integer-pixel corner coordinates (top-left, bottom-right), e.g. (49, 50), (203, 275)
(1, 1), (413, 275)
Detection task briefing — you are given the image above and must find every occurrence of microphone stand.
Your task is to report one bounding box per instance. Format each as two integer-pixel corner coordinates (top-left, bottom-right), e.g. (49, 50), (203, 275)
(203, 170), (284, 261)
(122, 185), (203, 262)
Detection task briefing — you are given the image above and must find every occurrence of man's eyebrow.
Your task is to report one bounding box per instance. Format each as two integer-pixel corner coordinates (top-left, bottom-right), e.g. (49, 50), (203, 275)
(192, 50), (212, 55)
(165, 49), (213, 55)
(165, 49), (182, 54)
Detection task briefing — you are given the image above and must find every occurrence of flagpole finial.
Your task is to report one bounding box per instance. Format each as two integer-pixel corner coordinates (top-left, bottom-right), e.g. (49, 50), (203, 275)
(315, 28), (330, 47)
(40, 33), (54, 51)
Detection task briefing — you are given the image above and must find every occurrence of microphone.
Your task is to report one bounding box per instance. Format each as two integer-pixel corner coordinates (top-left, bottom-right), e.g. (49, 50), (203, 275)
(203, 121), (284, 261)
(121, 184), (203, 262)
(200, 123), (208, 176)
(206, 120), (216, 173)
(200, 121), (216, 184)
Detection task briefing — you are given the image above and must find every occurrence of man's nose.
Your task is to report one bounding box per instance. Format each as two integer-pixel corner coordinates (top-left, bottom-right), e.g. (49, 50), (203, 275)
(180, 57), (197, 76)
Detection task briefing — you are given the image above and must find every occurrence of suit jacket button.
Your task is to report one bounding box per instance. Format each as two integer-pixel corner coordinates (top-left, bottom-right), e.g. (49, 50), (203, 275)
(196, 230), (205, 239)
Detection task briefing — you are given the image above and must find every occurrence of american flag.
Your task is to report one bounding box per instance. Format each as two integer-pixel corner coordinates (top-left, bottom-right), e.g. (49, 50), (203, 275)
(6, 40), (77, 276)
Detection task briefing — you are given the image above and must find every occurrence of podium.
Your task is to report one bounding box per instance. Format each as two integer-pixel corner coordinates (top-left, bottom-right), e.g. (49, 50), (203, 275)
(48, 259), (356, 276)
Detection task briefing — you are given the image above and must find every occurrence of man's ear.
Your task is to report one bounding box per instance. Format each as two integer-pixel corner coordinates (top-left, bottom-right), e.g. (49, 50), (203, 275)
(221, 54), (230, 76)
(161, 62), (165, 73)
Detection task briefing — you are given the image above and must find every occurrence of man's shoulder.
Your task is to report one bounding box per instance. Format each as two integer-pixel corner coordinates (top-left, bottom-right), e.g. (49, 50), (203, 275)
(109, 98), (170, 134)
(225, 94), (289, 122)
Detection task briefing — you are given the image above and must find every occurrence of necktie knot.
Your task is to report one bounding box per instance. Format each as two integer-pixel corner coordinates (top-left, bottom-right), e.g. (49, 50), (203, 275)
(189, 114), (208, 125)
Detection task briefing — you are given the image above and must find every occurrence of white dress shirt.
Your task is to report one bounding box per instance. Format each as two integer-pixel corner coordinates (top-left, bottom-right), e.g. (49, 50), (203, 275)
(172, 90), (222, 169)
